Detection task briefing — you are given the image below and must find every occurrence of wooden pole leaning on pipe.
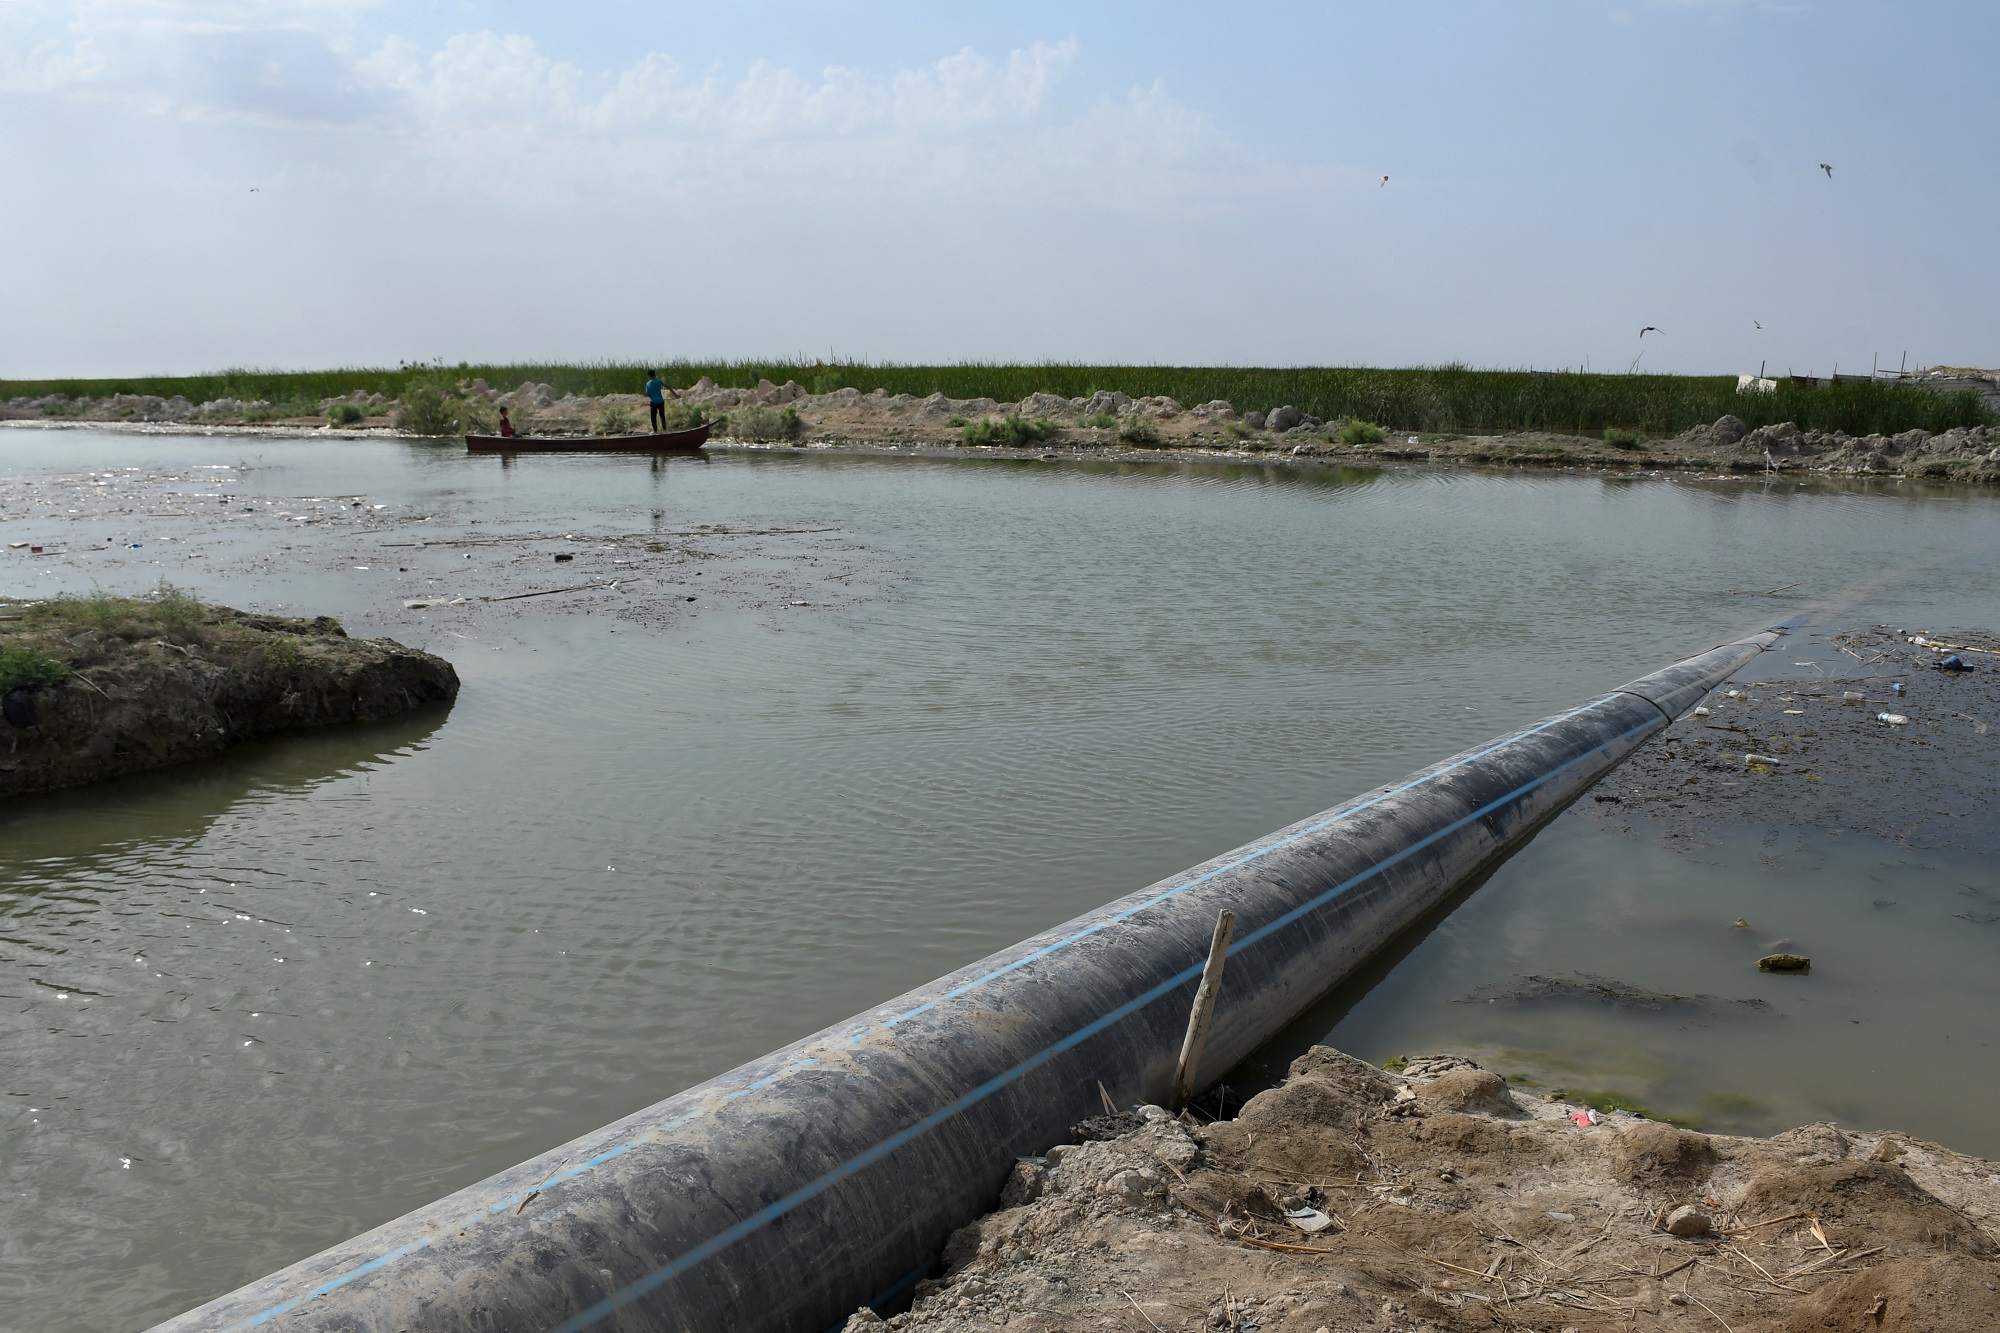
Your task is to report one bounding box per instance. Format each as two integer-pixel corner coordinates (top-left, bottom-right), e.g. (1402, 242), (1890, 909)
(1170, 909), (1235, 1113)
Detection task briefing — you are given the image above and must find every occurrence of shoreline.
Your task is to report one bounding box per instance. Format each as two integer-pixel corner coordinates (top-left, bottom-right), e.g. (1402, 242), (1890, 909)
(8, 416), (1999, 490)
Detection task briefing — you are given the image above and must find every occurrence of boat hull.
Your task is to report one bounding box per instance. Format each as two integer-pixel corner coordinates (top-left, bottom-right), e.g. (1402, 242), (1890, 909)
(465, 423), (712, 453)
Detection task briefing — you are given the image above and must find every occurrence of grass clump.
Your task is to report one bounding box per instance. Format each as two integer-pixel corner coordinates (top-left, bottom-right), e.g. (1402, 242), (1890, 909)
(1379, 1055), (1409, 1074)
(149, 581), (204, 626)
(962, 414), (1058, 446)
(394, 378), (464, 436)
(1115, 417), (1161, 446)
(0, 645), (70, 689)
(328, 402), (366, 425)
(593, 404), (639, 436)
(1340, 419), (1387, 445)
(1224, 420), (1252, 440)
(658, 400), (708, 431)
(728, 405), (803, 442)
(1603, 426), (1644, 450)
(1081, 412), (1119, 430)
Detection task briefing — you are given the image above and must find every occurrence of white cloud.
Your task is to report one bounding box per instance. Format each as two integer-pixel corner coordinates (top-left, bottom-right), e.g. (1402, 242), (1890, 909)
(0, 4), (1239, 206)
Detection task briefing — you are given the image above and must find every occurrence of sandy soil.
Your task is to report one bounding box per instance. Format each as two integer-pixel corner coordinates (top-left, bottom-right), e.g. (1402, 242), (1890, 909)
(9, 377), (1999, 485)
(844, 1048), (2000, 1333)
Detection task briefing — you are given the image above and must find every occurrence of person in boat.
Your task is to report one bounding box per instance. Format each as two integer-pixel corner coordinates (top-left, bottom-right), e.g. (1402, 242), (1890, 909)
(498, 407), (517, 438)
(644, 370), (679, 432)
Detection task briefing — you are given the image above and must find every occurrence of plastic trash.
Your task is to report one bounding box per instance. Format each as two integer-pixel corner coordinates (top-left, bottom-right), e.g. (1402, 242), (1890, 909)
(29, 545), (42, 553)
(554, 553), (574, 563)
(1937, 655), (1973, 672)
(1877, 712), (1908, 725)
(1758, 953), (1811, 973)
(1690, 706), (1710, 717)
(1744, 753), (1786, 766)
(1286, 1205), (1337, 1234)
(1842, 691), (1866, 702)
(1566, 1109), (1597, 1127)
(1892, 682), (1905, 695)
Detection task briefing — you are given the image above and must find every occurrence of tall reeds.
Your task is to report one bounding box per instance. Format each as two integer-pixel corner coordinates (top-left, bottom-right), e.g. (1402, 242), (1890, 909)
(6, 361), (1990, 438)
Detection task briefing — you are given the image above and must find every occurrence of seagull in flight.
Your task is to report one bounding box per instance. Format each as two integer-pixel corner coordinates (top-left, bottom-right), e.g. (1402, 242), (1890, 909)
(1754, 320), (1763, 330)
(249, 187), (260, 193)
(1379, 175), (1389, 187)
(1819, 162), (1833, 178)
(1639, 326), (1663, 338)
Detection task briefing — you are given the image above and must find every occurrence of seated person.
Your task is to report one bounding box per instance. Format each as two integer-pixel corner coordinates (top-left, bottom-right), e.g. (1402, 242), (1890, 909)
(498, 407), (517, 438)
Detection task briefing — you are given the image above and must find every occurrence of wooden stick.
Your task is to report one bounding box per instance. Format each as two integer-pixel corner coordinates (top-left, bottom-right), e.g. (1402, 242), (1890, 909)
(1170, 909), (1235, 1112)
(1120, 1290), (1168, 1332)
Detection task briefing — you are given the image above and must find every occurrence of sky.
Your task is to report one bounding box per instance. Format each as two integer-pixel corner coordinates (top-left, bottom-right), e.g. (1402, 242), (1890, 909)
(2, 0), (1994, 378)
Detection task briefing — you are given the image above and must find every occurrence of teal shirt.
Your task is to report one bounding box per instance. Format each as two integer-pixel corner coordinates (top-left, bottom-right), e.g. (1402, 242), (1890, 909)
(645, 378), (666, 405)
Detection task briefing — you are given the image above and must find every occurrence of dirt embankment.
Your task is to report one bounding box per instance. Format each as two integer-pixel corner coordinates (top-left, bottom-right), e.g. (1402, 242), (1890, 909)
(847, 1048), (2000, 1333)
(12, 379), (2000, 485)
(1, 597), (457, 798)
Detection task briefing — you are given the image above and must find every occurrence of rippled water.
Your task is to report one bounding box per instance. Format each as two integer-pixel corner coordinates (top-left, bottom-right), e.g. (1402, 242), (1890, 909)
(3, 431), (1998, 1329)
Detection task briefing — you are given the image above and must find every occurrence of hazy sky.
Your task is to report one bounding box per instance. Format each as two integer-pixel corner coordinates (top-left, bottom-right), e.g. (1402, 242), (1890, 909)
(3, 1), (1993, 378)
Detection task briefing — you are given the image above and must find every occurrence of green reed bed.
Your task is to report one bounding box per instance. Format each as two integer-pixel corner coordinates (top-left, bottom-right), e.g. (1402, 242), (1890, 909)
(5, 362), (1989, 438)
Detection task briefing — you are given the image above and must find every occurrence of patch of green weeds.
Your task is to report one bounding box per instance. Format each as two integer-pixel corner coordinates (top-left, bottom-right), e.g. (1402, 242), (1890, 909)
(962, 414), (1058, 446)
(1224, 420), (1252, 440)
(1340, 419), (1387, 445)
(42, 589), (138, 630)
(394, 377), (464, 436)
(1379, 1054), (1409, 1073)
(1082, 412), (1119, 430)
(1116, 417), (1161, 446)
(729, 405), (804, 442)
(946, 416), (969, 428)
(0, 645), (70, 689)
(1504, 1072), (1541, 1087)
(658, 400), (708, 431)
(590, 403), (637, 435)
(149, 581), (205, 626)
(1554, 1087), (1700, 1129)
(1603, 427), (1645, 450)
(264, 635), (302, 669)
(328, 402), (366, 425)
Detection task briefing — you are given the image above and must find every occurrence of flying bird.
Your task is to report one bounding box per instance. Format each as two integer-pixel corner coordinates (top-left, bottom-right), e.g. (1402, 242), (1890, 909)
(1819, 162), (1833, 178)
(1639, 326), (1663, 338)
(1379, 175), (1389, 187)
(1754, 320), (1763, 330)
(249, 187), (260, 193)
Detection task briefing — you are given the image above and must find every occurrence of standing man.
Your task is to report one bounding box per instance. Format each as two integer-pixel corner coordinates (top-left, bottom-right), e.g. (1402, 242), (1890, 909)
(644, 370), (678, 431)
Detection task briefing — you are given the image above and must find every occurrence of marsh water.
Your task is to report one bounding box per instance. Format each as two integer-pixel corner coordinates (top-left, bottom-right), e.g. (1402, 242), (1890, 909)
(4, 430), (1999, 1330)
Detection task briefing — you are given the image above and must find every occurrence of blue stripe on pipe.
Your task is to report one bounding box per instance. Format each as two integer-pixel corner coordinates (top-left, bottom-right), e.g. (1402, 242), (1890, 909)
(544, 710), (1661, 1333)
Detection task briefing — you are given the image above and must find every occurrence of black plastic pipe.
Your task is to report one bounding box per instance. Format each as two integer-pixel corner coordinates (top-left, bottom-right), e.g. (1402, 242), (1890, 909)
(155, 632), (1775, 1333)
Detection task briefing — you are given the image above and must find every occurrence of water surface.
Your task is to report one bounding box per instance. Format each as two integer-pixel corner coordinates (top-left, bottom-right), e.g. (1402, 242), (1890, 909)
(2, 430), (1997, 1329)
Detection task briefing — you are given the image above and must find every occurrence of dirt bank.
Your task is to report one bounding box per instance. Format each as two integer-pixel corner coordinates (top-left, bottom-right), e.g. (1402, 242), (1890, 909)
(10, 379), (2000, 485)
(1, 593), (457, 798)
(845, 1048), (2000, 1333)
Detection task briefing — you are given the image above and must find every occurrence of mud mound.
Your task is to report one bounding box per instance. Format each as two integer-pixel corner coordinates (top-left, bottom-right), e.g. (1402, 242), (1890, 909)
(1, 600), (457, 797)
(844, 1046), (2000, 1333)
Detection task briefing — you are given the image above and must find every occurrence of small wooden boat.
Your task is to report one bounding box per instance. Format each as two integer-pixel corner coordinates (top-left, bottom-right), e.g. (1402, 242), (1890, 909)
(465, 422), (713, 454)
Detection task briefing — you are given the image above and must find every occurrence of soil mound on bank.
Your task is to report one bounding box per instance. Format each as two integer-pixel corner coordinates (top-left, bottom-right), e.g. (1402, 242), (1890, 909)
(846, 1048), (2000, 1332)
(1, 590), (457, 798)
